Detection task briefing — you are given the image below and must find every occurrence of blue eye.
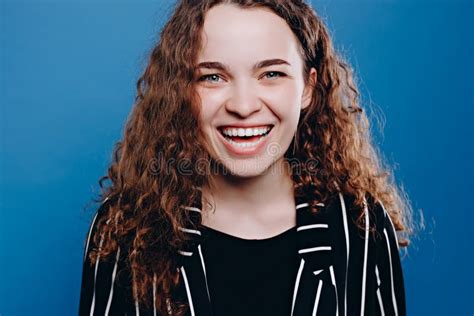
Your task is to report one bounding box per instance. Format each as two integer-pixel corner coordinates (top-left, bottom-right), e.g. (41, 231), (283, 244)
(199, 74), (222, 83)
(264, 71), (286, 79)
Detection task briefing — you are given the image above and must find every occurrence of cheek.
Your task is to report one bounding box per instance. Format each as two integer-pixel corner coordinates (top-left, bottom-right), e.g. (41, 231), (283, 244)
(264, 86), (302, 122)
(196, 90), (221, 127)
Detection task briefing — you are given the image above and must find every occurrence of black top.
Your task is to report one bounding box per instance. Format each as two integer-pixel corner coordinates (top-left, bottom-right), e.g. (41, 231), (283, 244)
(200, 225), (298, 316)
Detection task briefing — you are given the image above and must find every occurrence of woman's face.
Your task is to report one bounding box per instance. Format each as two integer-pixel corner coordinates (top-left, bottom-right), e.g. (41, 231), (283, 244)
(194, 4), (316, 178)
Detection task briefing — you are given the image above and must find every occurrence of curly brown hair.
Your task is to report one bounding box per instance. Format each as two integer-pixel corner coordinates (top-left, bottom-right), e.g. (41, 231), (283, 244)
(87, 0), (414, 315)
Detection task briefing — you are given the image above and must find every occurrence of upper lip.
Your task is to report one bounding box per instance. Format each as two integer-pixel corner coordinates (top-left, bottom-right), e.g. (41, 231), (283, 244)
(218, 124), (274, 129)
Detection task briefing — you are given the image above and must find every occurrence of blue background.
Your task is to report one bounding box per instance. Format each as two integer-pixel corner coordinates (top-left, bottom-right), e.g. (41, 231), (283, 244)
(1, 0), (472, 315)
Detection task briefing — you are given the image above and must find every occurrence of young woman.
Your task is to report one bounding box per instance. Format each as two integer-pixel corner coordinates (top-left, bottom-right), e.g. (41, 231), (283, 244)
(79, 1), (413, 315)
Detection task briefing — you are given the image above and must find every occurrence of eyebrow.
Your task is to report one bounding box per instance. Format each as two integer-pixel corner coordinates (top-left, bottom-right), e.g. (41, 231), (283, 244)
(196, 58), (291, 72)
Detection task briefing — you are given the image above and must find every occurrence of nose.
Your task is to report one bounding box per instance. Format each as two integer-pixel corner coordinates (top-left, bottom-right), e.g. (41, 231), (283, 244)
(225, 82), (262, 117)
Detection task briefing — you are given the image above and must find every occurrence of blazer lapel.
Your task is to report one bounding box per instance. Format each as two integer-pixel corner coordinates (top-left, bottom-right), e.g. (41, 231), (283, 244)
(291, 193), (339, 316)
(176, 188), (214, 316)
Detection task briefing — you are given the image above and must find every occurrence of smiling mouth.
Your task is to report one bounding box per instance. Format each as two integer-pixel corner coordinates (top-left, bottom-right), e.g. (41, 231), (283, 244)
(218, 125), (274, 143)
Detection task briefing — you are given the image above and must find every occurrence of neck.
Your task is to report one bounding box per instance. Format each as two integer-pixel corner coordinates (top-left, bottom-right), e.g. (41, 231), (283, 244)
(201, 157), (296, 226)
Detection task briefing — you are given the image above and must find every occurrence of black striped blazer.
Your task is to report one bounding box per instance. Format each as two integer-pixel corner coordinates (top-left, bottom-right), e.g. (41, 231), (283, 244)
(79, 191), (406, 316)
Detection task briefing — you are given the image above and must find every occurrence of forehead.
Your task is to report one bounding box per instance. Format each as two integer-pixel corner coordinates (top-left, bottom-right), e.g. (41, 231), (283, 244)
(197, 4), (302, 65)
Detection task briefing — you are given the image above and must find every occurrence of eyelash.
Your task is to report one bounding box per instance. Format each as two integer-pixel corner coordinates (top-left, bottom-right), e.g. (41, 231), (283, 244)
(198, 71), (286, 83)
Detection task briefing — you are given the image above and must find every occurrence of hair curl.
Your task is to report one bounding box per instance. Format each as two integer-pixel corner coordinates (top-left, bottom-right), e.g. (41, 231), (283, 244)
(87, 1), (415, 315)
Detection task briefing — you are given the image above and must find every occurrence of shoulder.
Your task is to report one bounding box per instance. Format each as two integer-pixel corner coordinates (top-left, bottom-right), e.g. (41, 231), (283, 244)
(324, 192), (406, 315)
(83, 197), (112, 262)
(325, 191), (395, 244)
(88, 197), (112, 230)
(79, 197), (136, 315)
(325, 190), (403, 268)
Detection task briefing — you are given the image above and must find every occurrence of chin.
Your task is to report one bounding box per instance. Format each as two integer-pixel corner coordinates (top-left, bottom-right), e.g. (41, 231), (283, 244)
(211, 155), (282, 179)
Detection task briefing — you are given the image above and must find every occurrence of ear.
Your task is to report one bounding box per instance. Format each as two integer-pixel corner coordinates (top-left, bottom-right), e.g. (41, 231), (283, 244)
(301, 67), (317, 110)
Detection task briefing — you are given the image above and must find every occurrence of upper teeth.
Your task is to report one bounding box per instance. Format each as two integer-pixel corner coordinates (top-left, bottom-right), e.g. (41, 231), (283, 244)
(221, 126), (272, 137)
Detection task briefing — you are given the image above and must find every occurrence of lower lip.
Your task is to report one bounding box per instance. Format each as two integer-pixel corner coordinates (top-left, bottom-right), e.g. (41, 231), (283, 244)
(217, 127), (273, 156)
